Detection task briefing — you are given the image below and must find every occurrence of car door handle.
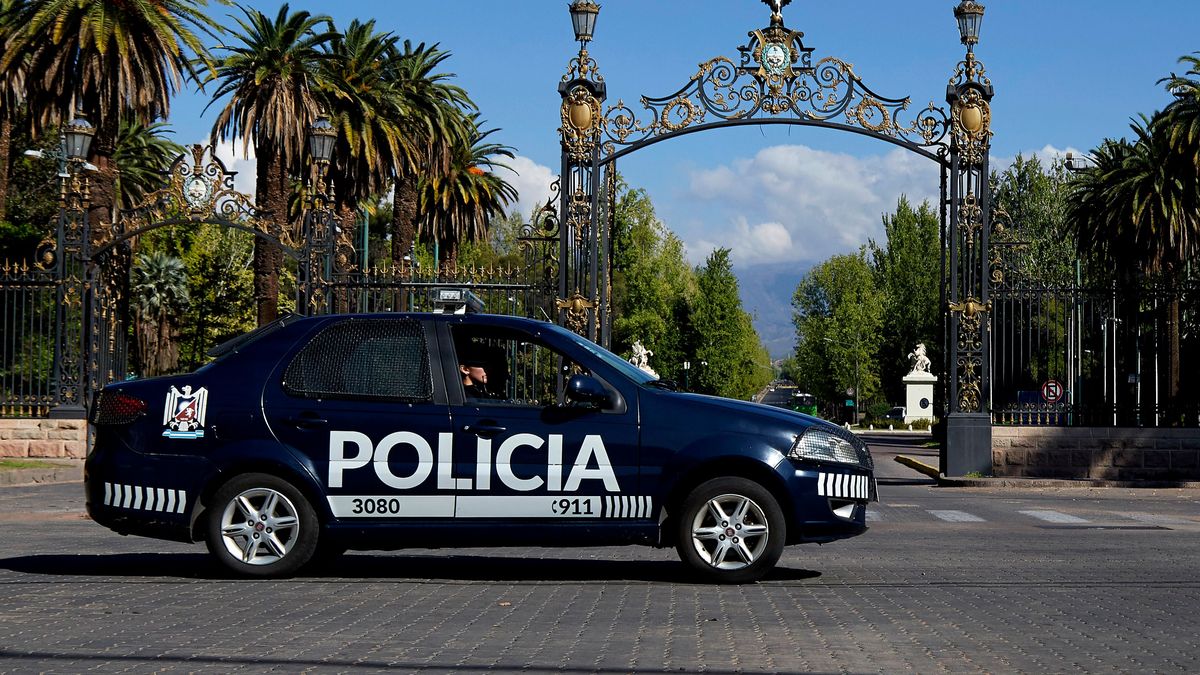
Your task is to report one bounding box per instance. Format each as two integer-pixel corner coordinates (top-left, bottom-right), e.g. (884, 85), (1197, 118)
(464, 424), (506, 438)
(287, 414), (329, 430)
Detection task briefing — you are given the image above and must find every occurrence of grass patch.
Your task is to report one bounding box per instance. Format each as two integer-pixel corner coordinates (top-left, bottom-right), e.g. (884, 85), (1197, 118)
(0, 459), (62, 470)
(921, 441), (941, 449)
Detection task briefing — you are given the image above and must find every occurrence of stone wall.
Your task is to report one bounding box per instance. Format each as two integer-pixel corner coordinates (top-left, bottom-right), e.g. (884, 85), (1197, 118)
(0, 419), (87, 459)
(992, 427), (1200, 481)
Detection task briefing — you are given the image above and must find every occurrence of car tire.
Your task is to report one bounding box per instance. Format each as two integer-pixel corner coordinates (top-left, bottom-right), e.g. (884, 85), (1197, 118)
(674, 477), (786, 584)
(205, 473), (318, 577)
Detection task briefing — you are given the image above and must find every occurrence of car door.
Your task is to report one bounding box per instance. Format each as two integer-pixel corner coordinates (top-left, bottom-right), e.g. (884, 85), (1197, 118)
(442, 322), (646, 538)
(263, 317), (455, 520)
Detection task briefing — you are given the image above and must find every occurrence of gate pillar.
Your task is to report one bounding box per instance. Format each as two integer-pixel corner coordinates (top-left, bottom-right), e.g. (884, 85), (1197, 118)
(944, 2), (994, 475)
(48, 166), (90, 419)
(557, 2), (608, 344)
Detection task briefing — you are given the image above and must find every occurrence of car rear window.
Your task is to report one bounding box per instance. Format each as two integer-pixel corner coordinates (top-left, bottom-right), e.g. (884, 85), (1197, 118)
(282, 318), (432, 402)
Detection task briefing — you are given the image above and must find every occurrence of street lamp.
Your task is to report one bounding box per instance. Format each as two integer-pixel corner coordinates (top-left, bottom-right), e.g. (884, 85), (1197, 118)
(62, 113), (95, 162)
(308, 114), (336, 166)
(568, 1), (600, 46)
(953, 1), (985, 51)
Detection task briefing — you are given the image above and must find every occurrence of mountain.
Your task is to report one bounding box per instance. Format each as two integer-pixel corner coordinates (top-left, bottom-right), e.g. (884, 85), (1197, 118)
(735, 260), (812, 360)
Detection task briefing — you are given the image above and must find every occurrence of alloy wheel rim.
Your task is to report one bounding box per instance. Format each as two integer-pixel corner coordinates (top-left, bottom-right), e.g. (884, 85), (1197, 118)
(690, 493), (770, 570)
(218, 487), (301, 566)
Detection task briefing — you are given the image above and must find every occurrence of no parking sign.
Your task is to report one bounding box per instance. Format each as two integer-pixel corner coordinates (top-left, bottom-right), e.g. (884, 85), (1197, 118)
(1041, 379), (1064, 403)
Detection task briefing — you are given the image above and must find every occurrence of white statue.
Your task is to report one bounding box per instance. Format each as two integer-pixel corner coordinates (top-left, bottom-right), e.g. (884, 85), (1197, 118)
(629, 340), (658, 377)
(908, 343), (931, 374)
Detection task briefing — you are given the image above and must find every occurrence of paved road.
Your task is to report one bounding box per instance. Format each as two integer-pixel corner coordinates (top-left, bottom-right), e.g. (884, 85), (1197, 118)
(2, 444), (1199, 673)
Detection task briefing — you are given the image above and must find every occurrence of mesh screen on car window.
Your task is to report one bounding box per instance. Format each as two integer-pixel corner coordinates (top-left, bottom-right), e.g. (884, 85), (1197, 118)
(283, 319), (432, 401)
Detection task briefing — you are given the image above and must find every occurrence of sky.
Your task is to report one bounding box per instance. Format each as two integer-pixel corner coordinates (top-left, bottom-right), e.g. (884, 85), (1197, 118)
(166, 0), (1200, 357)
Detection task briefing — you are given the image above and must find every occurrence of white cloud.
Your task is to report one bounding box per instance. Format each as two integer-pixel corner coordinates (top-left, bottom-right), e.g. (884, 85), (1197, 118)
(496, 155), (556, 221)
(211, 141), (257, 199)
(682, 144), (940, 265)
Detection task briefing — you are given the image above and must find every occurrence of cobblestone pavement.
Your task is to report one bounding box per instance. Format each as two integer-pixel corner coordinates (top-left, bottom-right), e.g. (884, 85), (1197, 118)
(1, 474), (1199, 673)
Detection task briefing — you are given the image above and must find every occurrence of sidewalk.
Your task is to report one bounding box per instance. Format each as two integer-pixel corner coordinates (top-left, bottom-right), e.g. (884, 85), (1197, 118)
(0, 460), (84, 487)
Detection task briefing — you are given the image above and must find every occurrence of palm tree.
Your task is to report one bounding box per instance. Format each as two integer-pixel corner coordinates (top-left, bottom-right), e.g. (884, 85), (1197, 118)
(207, 4), (335, 325)
(114, 120), (184, 213)
(132, 250), (188, 376)
(382, 41), (472, 266)
(0, 0), (28, 223)
(1159, 53), (1200, 170)
(1065, 114), (1199, 420)
(417, 114), (517, 266)
(318, 19), (403, 241)
(5, 0), (221, 228)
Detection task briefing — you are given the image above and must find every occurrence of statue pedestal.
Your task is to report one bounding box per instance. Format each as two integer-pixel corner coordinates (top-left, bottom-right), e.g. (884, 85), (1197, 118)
(902, 371), (937, 423)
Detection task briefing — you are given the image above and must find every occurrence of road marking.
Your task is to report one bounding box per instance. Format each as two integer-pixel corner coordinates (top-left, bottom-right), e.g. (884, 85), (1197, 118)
(928, 510), (985, 522)
(1019, 510), (1089, 524)
(1117, 512), (1195, 526)
(865, 511), (882, 522)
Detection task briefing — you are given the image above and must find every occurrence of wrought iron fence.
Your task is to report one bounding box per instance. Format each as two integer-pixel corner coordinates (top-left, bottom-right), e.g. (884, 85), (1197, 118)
(0, 261), (57, 417)
(323, 262), (557, 320)
(991, 281), (1200, 428)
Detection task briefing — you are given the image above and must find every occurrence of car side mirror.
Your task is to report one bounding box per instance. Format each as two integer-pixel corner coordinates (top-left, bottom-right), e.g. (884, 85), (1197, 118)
(566, 374), (610, 408)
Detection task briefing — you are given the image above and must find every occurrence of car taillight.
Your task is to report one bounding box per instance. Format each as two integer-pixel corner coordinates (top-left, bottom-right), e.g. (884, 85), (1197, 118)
(91, 391), (148, 425)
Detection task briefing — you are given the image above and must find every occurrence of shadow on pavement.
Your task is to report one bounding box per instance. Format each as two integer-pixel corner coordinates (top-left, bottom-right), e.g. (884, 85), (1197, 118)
(0, 552), (822, 584)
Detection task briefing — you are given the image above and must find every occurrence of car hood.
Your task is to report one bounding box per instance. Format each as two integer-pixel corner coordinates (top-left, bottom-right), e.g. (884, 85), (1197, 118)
(651, 390), (829, 436)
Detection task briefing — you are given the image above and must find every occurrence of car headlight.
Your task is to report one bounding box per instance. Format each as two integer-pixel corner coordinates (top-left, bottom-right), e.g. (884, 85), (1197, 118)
(789, 427), (873, 469)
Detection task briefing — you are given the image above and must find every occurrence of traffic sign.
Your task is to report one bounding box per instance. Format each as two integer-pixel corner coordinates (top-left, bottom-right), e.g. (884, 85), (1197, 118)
(1041, 379), (1064, 403)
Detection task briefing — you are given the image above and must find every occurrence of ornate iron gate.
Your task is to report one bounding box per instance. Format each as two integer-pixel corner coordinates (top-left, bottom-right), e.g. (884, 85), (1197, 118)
(0, 143), (561, 419)
(557, 0), (995, 473)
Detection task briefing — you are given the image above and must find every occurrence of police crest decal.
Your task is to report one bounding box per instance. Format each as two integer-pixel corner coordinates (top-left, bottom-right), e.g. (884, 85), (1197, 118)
(162, 385), (208, 439)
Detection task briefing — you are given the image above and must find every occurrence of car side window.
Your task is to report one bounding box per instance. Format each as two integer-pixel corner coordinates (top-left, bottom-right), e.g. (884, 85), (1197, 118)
(451, 326), (586, 407)
(282, 318), (432, 402)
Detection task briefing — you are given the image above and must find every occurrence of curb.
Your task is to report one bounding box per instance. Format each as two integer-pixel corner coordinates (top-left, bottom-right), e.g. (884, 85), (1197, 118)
(894, 455), (940, 479)
(0, 460), (84, 487)
(936, 476), (1200, 489)
(891, 455), (1200, 489)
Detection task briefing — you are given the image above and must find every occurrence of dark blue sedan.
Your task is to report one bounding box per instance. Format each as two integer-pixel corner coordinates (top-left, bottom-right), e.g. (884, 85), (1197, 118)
(86, 304), (874, 583)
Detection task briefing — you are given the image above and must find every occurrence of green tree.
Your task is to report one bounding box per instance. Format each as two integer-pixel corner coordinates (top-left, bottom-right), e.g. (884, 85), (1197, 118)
(416, 113), (517, 266)
(1160, 53), (1200, 171)
(177, 224), (255, 368)
(991, 154), (1077, 285)
(868, 197), (940, 405)
(0, 120), (57, 260)
(0, 0), (28, 224)
(8, 0), (221, 229)
(610, 180), (695, 385)
(207, 3), (335, 325)
(319, 18), (403, 234)
(791, 251), (884, 421)
(131, 250), (188, 376)
(1066, 108), (1200, 418)
(383, 41), (471, 265)
(692, 248), (771, 400)
(113, 120), (184, 212)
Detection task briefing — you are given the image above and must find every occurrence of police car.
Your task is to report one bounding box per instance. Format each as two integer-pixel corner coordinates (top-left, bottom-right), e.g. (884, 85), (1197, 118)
(86, 291), (875, 583)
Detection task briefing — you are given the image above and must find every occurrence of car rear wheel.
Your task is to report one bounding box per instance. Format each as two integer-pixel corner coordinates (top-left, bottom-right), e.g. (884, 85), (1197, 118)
(675, 477), (785, 583)
(205, 473), (318, 577)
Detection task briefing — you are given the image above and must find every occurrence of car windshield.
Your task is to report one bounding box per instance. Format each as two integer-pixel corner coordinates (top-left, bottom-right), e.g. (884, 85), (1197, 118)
(549, 325), (659, 385)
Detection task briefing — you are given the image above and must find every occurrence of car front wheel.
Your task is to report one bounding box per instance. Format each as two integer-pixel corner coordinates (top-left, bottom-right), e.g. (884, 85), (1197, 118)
(205, 473), (318, 577)
(675, 477), (786, 583)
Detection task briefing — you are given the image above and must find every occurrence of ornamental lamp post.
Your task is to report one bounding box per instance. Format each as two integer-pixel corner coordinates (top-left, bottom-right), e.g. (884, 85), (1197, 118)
(308, 114), (336, 167)
(301, 114), (338, 315)
(568, 1), (600, 47)
(953, 1), (984, 51)
(62, 113), (95, 163)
